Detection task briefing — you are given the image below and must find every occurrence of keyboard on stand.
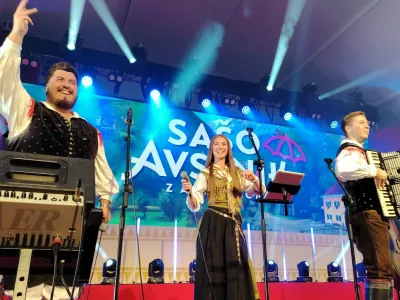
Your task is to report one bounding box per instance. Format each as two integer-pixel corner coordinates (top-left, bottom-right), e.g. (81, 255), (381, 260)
(0, 151), (103, 298)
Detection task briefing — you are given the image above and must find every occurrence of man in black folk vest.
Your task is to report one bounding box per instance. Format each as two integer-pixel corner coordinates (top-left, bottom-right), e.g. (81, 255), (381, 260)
(335, 111), (393, 299)
(0, 1), (119, 299)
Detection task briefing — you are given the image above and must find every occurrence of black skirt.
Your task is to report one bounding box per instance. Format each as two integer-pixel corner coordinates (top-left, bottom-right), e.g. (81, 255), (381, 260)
(194, 206), (259, 300)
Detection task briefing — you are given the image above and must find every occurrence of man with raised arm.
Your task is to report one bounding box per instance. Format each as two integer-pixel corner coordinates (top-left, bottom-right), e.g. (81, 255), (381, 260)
(1, 1), (119, 299)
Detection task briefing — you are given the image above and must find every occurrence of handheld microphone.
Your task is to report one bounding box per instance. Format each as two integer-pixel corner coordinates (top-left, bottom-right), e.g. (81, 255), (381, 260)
(324, 158), (333, 164)
(180, 171), (192, 197)
(99, 223), (108, 232)
(246, 127), (253, 133)
(74, 179), (82, 202)
(125, 107), (133, 125)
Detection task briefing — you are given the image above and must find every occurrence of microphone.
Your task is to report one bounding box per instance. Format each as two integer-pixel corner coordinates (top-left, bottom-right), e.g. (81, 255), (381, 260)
(73, 179), (82, 202)
(125, 107), (133, 125)
(99, 223), (108, 232)
(324, 158), (333, 164)
(180, 171), (192, 197)
(246, 127), (253, 133)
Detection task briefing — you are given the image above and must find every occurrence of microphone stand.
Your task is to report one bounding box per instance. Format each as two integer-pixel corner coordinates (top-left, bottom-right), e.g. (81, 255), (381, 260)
(324, 158), (360, 300)
(113, 108), (133, 300)
(246, 128), (269, 300)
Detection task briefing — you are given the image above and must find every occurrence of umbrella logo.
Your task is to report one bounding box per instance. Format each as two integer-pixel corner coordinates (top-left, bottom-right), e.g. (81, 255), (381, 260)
(263, 134), (307, 163)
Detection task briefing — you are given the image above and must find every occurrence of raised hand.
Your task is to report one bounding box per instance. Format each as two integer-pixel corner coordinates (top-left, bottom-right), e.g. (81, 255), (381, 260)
(9, 0), (38, 46)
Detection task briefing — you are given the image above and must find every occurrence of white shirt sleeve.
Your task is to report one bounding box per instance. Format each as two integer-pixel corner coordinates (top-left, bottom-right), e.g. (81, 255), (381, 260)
(187, 172), (207, 212)
(95, 131), (120, 202)
(0, 38), (33, 138)
(335, 147), (377, 182)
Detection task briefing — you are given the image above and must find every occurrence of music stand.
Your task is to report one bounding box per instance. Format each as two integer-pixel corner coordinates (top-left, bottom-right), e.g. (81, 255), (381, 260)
(256, 170), (303, 296)
(262, 170), (304, 216)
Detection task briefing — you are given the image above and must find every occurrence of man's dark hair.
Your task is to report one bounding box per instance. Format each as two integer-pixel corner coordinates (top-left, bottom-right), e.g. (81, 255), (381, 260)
(45, 62), (78, 84)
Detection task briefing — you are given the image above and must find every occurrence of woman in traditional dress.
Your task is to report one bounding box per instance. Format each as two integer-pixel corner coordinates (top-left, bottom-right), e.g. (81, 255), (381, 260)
(182, 134), (262, 300)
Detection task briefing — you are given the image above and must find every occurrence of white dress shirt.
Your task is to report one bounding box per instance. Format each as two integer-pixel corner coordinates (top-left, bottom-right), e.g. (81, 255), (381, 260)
(0, 38), (119, 201)
(335, 138), (377, 182)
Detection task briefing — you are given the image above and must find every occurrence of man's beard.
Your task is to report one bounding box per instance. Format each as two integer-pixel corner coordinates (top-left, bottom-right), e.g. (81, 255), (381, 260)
(53, 96), (77, 110)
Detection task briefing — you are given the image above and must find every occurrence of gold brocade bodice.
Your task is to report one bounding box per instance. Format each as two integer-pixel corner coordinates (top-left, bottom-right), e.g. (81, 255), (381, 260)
(203, 167), (242, 214)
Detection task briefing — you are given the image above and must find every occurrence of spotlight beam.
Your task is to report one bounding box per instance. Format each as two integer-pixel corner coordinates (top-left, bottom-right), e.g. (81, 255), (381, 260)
(267, 0), (305, 90)
(68, 0), (87, 50)
(319, 69), (388, 100)
(277, 0), (381, 87)
(88, 0), (136, 63)
(175, 22), (224, 98)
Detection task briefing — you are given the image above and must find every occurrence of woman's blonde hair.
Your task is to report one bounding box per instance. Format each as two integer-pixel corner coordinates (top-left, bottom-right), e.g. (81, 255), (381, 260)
(205, 134), (242, 204)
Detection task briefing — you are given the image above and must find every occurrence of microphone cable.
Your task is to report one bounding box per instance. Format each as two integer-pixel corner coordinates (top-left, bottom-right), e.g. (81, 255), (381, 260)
(181, 171), (216, 300)
(50, 236), (62, 300)
(192, 210), (217, 300)
(59, 260), (72, 298)
(130, 161), (145, 300)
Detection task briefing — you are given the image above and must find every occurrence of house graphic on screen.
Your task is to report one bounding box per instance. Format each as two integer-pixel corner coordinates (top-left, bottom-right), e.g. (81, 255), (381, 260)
(322, 183), (345, 228)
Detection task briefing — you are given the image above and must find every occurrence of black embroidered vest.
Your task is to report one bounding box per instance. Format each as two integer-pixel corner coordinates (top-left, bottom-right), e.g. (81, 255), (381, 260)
(4, 102), (98, 159)
(336, 143), (380, 212)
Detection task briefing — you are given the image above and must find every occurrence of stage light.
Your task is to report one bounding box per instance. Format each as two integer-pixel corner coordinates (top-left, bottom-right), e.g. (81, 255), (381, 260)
(297, 261), (312, 282)
(148, 259), (164, 284)
(267, 85), (273, 91)
(356, 262), (367, 282)
(238, 100), (255, 115)
(202, 98), (211, 108)
(150, 89), (161, 101)
(81, 75), (93, 88)
(189, 259), (196, 283)
(131, 42), (148, 64)
(302, 81), (318, 93)
(61, 30), (82, 54)
(242, 105), (251, 115)
(102, 259), (116, 284)
(327, 262), (343, 282)
(67, 43), (75, 51)
(20, 56), (41, 84)
(331, 121), (338, 129)
(266, 260), (279, 282)
(284, 112), (292, 121)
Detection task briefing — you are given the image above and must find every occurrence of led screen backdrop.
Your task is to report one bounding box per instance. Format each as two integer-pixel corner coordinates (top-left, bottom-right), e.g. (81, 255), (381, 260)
(0, 83), (348, 234)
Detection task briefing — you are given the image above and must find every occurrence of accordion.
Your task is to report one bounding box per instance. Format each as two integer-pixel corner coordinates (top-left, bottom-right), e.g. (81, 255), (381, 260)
(365, 150), (400, 219)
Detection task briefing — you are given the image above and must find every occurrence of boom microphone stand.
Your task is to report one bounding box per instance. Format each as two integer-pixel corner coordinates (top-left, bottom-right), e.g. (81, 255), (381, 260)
(324, 158), (361, 300)
(113, 108), (133, 300)
(246, 128), (269, 300)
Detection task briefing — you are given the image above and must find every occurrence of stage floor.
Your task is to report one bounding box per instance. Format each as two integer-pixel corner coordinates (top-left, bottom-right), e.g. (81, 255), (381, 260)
(78, 282), (399, 300)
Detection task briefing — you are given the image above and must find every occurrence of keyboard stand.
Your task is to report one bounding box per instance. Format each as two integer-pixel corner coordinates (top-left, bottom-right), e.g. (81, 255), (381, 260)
(13, 249), (33, 299)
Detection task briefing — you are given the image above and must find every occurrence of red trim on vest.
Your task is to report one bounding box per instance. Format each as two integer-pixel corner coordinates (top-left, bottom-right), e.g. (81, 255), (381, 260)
(27, 98), (35, 118)
(97, 131), (103, 147)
